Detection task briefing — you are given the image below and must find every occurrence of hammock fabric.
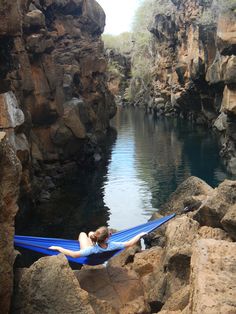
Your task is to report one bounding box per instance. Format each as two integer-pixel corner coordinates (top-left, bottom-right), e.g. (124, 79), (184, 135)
(14, 214), (175, 266)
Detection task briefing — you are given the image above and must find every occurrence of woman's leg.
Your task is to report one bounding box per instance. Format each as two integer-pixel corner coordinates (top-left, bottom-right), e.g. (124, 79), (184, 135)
(78, 232), (93, 249)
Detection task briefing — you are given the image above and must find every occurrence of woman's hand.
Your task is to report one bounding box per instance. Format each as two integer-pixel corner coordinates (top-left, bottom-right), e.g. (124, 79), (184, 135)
(49, 246), (60, 250)
(88, 231), (95, 238)
(139, 232), (147, 238)
(124, 232), (148, 248)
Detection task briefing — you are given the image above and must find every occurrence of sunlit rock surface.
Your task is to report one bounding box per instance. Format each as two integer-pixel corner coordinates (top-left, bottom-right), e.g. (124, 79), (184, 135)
(189, 239), (236, 314)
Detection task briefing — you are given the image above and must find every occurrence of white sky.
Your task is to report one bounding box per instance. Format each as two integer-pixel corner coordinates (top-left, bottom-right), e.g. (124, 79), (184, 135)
(96, 0), (140, 35)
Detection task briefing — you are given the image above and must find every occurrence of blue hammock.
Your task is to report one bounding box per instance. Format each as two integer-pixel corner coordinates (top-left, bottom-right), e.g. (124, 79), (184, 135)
(14, 214), (175, 266)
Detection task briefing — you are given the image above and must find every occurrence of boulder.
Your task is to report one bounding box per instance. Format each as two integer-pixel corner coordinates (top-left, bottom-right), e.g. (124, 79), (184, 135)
(87, 294), (117, 314)
(188, 239), (236, 313)
(155, 97), (165, 105)
(51, 120), (74, 146)
(14, 133), (30, 164)
(0, 131), (6, 142)
(164, 216), (199, 262)
(13, 254), (95, 314)
(224, 56), (236, 84)
(159, 176), (213, 215)
(24, 9), (45, 30)
(26, 34), (54, 54)
(63, 98), (87, 139)
(162, 216), (199, 300)
(136, 216), (199, 311)
(81, 0), (106, 35)
(193, 180), (236, 228)
(119, 296), (151, 314)
(206, 58), (225, 84)
(217, 12), (236, 55)
(142, 269), (167, 311)
(221, 203), (236, 240)
(221, 85), (236, 116)
(206, 56), (236, 85)
(198, 226), (232, 241)
(161, 285), (190, 312)
(75, 264), (145, 311)
(130, 247), (164, 277)
(213, 112), (227, 132)
(107, 245), (140, 268)
(0, 92), (24, 128)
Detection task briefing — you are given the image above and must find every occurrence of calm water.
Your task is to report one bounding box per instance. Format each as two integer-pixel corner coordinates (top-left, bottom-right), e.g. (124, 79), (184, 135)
(105, 106), (233, 230)
(16, 106), (234, 241)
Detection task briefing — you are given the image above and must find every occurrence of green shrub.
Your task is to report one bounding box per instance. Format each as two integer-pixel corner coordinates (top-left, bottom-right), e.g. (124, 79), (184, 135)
(102, 32), (133, 54)
(107, 61), (124, 79)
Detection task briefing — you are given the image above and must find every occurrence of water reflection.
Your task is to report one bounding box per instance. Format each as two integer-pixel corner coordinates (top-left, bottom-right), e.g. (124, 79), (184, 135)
(105, 106), (233, 229)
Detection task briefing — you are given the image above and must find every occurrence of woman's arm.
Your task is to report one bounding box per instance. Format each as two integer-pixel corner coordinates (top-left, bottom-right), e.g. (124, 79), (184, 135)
(49, 246), (81, 258)
(123, 232), (147, 248)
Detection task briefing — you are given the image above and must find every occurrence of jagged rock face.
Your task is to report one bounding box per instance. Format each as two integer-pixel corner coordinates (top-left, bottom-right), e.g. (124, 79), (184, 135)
(149, 0), (236, 174)
(0, 0), (116, 202)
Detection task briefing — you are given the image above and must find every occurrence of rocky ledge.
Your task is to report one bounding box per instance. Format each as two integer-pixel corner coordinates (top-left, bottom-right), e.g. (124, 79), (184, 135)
(12, 176), (236, 313)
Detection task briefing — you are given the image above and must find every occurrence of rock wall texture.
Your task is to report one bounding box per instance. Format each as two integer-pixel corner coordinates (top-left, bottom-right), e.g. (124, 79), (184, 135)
(148, 0), (236, 175)
(12, 176), (236, 313)
(0, 0), (115, 312)
(0, 0), (116, 203)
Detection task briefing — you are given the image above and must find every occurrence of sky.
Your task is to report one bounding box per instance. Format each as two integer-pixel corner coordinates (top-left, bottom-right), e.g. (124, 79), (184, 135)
(96, 0), (140, 35)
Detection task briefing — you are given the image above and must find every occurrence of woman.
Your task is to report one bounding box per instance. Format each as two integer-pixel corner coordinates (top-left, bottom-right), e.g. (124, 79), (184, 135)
(49, 226), (146, 258)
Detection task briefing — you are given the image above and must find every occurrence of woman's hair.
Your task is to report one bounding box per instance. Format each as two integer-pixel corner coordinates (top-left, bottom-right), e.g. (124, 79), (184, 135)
(90, 226), (109, 244)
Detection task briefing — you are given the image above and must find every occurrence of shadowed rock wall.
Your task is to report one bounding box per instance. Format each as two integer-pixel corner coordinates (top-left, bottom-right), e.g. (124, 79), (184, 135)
(149, 0), (236, 174)
(1, 0), (116, 202)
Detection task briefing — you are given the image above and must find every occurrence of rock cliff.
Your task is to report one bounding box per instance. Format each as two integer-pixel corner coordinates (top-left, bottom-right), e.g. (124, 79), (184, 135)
(0, 0), (115, 312)
(148, 0), (236, 174)
(0, 0), (116, 203)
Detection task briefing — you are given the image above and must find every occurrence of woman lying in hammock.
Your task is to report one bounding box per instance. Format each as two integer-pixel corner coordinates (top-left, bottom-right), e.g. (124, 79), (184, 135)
(49, 226), (146, 258)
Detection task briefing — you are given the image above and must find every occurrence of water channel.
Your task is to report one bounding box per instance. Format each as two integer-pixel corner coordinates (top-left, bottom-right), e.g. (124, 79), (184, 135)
(16, 106), (234, 241)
